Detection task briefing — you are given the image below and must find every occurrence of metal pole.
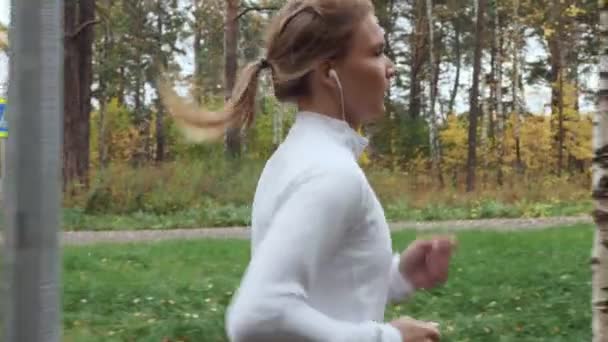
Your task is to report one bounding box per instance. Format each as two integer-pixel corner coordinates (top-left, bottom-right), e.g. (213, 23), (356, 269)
(0, 140), (5, 198)
(2, 0), (63, 341)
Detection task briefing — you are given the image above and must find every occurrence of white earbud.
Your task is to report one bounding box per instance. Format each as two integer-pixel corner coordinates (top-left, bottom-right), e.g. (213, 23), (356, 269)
(328, 69), (346, 122)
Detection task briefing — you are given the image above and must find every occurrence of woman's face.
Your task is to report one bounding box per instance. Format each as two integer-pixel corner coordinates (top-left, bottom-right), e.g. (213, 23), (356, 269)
(334, 13), (395, 125)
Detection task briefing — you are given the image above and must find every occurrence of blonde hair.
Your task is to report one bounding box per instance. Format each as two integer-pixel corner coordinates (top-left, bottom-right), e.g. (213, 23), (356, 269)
(158, 0), (374, 142)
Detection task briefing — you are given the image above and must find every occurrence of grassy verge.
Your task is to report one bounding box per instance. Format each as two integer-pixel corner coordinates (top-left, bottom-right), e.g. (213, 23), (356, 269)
(30, 159), (590, 231)
(55, 199), (592, 231)
(63, 224), (592, 341)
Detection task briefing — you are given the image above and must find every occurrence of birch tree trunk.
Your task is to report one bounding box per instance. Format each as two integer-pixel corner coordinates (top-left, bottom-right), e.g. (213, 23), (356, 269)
(426, 0), (441, 186)
(480, 74), (488, 148)
(495, 0), (505, 185)
(592, 3), (608, 341)
(512, 0), (523, 173)
(193, 0), (204, 105)
(448, 14), (461, 116)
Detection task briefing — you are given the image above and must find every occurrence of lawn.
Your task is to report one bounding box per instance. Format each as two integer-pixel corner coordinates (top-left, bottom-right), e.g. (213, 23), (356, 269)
(62, 224), (593, 341)
(55, 199), (592, 231)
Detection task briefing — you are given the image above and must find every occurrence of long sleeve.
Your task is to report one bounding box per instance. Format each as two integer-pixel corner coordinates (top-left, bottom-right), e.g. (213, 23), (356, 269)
(225, 168), (402, 342)
(386, 254), (415, 303)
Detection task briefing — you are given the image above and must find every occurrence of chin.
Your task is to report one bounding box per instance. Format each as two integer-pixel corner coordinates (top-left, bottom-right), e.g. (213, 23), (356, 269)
(361, 112), (384, 125)
(352, 104), (385, 125)
(371, 105), (386, 120)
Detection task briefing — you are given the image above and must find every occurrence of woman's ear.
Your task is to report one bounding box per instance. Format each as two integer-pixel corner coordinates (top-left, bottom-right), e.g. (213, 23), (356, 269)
(317, 61), (337, 87)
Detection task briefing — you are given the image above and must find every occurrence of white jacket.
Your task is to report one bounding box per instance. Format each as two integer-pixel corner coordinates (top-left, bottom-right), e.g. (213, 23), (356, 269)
(225, 111), (414, 342)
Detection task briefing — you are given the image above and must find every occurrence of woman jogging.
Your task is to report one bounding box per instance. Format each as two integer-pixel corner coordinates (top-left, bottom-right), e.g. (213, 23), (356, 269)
(159, 0), (457, 340)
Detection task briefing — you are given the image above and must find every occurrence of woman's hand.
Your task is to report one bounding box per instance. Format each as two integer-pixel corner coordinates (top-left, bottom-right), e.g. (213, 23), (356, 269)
(390, 316), (440, 341)
(399, 236), (457, 290)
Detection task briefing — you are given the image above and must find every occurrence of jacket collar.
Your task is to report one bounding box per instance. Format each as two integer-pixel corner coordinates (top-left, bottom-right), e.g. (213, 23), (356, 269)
(294, 111), (369, 159)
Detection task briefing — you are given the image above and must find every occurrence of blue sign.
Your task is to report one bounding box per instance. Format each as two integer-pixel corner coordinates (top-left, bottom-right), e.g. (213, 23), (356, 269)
(0, 98), (6, 138)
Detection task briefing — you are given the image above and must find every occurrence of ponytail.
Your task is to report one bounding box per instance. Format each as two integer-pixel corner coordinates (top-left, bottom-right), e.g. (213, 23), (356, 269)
(158, 59), (267, 143)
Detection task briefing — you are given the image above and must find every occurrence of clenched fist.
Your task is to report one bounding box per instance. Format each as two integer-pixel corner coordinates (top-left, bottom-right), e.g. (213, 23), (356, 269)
(390, 316), (440, 342)
(399, 236), (457, 290)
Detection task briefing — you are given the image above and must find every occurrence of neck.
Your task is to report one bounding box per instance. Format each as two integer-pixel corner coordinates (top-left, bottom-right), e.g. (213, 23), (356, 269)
(297, 98), (360, 130)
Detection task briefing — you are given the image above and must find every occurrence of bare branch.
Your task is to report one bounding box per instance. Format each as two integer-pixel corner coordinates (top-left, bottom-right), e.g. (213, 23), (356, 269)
(66, 19), (100, 39)
(236, 6), (279, 21)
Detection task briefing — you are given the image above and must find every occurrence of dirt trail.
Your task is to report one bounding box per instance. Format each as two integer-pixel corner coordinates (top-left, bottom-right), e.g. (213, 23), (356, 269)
(51, 215), (592, 246)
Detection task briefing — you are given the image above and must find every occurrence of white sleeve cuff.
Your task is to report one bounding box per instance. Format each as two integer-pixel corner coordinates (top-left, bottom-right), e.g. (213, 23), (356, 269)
(388, 254), (415, 302)
(379, 323), (403, 342)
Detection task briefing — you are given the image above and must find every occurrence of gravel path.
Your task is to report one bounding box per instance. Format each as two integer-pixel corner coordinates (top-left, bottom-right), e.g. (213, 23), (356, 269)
(52, 215), (592, 246)
(0, 215), (593, 246)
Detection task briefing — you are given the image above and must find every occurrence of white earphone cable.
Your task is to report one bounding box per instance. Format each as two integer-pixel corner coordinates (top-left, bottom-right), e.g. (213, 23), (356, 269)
(330, 70), (347, 123)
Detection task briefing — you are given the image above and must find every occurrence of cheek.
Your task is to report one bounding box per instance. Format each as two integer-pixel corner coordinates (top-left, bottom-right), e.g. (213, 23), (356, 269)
(348, 64), (386, 102)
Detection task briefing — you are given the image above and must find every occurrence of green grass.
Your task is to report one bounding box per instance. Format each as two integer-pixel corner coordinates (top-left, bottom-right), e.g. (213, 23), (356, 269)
(53, 199), (592, 231)
(62, 224), (593, 341)
(47, 159), (593, 231)
(0, 198), (592, 231)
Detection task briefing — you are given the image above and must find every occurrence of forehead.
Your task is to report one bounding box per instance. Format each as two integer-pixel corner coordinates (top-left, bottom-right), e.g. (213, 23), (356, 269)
(351, 15), (385, 49)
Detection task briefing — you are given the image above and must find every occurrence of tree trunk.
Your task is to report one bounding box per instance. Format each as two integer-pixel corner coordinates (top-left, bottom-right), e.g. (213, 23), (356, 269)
(98, 99), (108, 169)
(512, 0), (523, 173)
(224, 0), (241, 157)
(426, 0), (443, 187)
(64, 0), (95, 190)
(480, 74), (488, 148)
(155, 0), (166, 162)
(548, 1), (565, 176)
(98, 0), (112, 170)
(193, 0), (204, 105)
(558, 51), (565, 176)
(571, 24), (581, 114)
(448, 15), (461, 116)
(488, 5), (498, 142)
(408, 0), (428, 120)
(495, 3), (505, 186)
(592, 4), (608, 341)
(466, 0), (486, 192)
(117, 66), (126, 105)
(133, 66), (147, 166)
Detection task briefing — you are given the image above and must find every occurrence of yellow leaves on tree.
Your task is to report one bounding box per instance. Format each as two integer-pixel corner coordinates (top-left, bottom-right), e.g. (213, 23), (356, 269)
(517, 115), (553, 173)
(564, 115), (593, 161)
(564, 4), (586, 17)
(90, 98), (142, 168)
(555, 80), (593, 163)
(439, 114), (468, 173)
(437, 102), (591, 182)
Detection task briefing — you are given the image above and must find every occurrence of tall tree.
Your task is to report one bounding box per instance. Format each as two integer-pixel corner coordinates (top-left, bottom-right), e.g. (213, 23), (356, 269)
(494, 0), (505, 185)
(95, 0), (113, 170)
(224, 0), (241, 157)
(154, 0), (167, 162)
(466, 0), (486, 192)
(193, 0), (205, 105)
(448, 9), (462, 116)
(64, 0), (97, 189)
(592, 2), (608, 340)
(426, 0), (443, 186)
(408, 0), (429, 119)
(512, 0), (523, 173)
(192, 0), (225, 103)
(547, 1), (566, 175)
